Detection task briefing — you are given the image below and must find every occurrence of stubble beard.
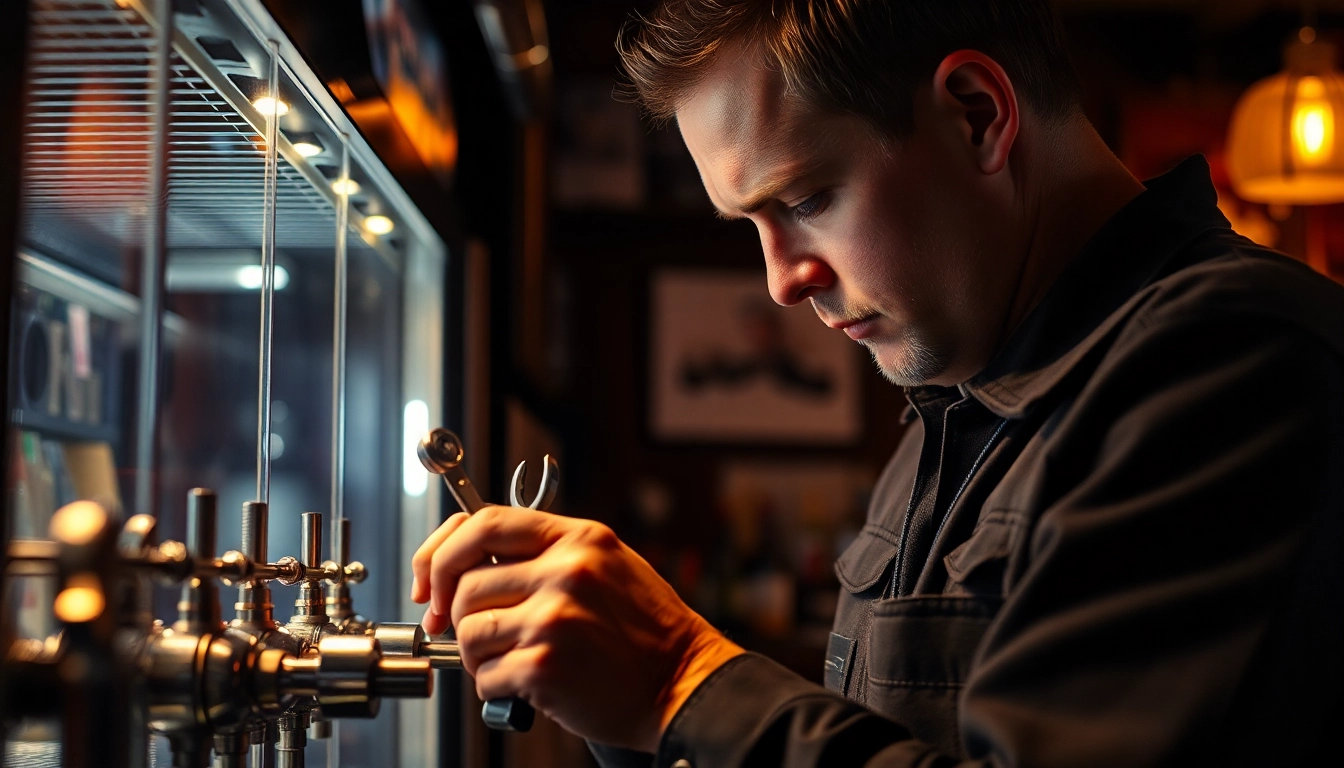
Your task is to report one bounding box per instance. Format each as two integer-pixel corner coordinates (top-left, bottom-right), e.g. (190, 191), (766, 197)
(811, 296), (952, 387)
(860, 330), (951, 387)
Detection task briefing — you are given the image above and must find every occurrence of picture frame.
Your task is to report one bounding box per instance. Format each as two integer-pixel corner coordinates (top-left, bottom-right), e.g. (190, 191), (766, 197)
(649, 268), (862, 444)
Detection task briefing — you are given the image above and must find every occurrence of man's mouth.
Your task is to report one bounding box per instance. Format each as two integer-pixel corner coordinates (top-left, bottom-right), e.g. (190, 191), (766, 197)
(826, 314), (880, 341)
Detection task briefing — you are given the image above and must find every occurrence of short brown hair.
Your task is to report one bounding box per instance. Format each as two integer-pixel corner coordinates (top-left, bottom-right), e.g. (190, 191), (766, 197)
(616, 0), (1081, 135)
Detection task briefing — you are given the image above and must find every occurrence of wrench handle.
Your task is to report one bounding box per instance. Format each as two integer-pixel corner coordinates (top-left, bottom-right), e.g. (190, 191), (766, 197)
(418, 428), (535, 732)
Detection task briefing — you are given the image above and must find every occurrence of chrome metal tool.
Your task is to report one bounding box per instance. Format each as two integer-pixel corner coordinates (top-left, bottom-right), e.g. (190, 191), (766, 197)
(417, 427), (560, 733)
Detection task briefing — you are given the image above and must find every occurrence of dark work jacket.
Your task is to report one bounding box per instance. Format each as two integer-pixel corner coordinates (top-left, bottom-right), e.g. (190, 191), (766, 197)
(591, 156), (1344, 768)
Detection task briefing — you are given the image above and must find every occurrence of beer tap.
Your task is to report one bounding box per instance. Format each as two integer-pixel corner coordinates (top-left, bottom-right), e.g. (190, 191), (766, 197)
(324, 518), (368, 635)
(142, 489), (257, 768)
(323, 515), (462, 671)
(227, 499), (295, 768)
(282, 512), (338, 646)
(276, 511), (335, 767)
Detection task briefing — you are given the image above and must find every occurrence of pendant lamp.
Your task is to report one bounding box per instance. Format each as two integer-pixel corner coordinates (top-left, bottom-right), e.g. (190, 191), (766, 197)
(1227, 28), (1344, 205)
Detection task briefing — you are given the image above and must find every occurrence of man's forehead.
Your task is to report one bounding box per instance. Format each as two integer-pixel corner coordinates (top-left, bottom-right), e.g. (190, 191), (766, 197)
(676, 46), (814, 206)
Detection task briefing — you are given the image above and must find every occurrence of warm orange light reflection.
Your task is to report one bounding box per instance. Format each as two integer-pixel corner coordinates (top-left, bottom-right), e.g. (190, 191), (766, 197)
(55, 576), (105, 623)
(1293, 77), (1334, 165)
(49, 500), (107, 545)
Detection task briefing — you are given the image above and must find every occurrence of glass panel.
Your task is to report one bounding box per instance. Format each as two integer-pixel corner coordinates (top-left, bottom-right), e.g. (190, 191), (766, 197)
(8, 0), (167, 759)
(7, 0), (429, 764)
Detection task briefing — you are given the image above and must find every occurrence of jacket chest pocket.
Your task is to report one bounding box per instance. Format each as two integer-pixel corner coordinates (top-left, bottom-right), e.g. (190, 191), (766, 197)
(865, 596), (1003, 758)
(941, 510), (1024, 598)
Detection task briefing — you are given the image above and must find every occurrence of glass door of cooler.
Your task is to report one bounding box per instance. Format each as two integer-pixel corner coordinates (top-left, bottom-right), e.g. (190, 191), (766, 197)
(6, 0), (447, 765)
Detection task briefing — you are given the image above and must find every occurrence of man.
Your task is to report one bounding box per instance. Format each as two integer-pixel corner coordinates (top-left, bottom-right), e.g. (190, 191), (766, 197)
(412, 1), (1344, 765)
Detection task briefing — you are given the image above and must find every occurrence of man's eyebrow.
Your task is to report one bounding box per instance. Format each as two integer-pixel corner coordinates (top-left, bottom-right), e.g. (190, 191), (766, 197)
(713, 163), (818, 221)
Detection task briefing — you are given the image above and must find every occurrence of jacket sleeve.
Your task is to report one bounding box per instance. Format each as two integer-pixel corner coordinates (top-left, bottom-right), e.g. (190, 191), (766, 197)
(653, 313), (1344, 768)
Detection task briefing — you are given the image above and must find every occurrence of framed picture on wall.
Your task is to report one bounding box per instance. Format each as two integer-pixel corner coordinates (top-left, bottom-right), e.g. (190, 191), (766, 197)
(649, 268), (862, 444)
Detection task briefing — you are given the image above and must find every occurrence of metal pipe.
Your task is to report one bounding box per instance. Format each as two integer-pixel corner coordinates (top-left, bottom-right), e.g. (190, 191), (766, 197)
(248, 723), (275, 768)
(178, 489), (221, 633)
(256, 38), (281, 503)
(330, 136), (350, 533)
(212, 731), (248, 768)
(333, 517), (350, 568)
(134, 0), (173, 520)
(236, 500), (276, 626)
(327, 145), (353, 768)
(276, 712), (308, 768)
(300, 512), (321, 568)
(241, 501), (269, 564)
(186, 488), (217, 560)
(295, 512), (325, 621)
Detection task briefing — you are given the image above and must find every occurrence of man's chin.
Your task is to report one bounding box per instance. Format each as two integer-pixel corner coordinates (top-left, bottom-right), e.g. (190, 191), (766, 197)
(863, 339), (951, 388)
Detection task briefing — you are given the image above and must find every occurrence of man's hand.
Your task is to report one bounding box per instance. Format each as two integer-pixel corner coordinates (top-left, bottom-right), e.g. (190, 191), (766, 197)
(410, 506), (744, 751)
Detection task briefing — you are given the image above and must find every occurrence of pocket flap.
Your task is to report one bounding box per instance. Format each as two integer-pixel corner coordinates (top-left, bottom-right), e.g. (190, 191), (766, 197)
(835, 526), (900, 593)
(942, 512), (1019, 583)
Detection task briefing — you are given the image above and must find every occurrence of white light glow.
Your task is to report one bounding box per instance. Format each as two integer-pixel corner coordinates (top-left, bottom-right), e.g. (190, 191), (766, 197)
(364, 215), (395, 235)
(235, 264), (291, 291)
(331, 178), (361, 195)
(404, 400), (430, 497)
(252, 96), (290, 117)
(293, 141), (323, 157)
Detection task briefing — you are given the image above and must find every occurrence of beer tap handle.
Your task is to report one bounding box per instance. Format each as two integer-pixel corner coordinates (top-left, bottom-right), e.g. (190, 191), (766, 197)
(175, 489), (222, 634)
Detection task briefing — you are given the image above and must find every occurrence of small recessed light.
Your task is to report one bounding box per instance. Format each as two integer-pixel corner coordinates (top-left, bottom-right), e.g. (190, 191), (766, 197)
(364, 215), (394, 235)
(332, 178), (361, 195)
(252, 96), (290, 117)
(293, 140), (323, 157)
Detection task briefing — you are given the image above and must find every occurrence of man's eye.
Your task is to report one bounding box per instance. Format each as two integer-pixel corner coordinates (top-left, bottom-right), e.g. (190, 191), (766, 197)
(790, 191), (831, 223)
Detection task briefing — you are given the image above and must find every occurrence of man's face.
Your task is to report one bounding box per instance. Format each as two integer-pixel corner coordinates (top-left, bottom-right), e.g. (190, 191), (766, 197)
(676, 47), (1022, 387)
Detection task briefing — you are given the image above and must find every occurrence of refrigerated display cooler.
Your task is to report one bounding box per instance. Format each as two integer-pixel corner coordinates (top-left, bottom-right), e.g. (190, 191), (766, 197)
(1, 0), (455, 765)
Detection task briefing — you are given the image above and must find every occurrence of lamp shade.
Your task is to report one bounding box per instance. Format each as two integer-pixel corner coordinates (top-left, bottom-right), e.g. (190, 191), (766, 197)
(1227, 37), (1344, 204)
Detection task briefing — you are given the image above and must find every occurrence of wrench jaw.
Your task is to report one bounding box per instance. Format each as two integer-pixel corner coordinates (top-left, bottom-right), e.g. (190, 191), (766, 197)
(509, 455), (560, 511)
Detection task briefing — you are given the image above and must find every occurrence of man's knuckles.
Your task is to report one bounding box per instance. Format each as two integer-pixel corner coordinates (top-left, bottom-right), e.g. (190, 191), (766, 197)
(449, 570), (492, 625)
(475, 645), (556, 703)
(545, 549), (604, 594)
(572, 520), (619, 550)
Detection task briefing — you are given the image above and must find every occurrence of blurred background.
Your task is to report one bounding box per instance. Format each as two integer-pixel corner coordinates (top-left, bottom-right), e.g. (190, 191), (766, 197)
(418, 1), (1344, 763)
(448, 0), (1344, 688)
(4, 0), (1344, 767)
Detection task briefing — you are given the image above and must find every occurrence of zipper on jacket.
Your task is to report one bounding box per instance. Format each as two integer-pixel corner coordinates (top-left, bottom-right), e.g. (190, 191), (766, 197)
(890, 412), (1010, 598)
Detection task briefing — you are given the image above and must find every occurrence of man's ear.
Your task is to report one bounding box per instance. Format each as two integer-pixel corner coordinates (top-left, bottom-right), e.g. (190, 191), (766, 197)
(931, 50), (1019, 175)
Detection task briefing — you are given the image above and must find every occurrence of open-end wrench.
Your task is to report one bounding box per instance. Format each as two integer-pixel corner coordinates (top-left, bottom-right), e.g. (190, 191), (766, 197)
(416, 427), (540, 733)
(417, 428), (489, 515)
(510, 454), (559, 511)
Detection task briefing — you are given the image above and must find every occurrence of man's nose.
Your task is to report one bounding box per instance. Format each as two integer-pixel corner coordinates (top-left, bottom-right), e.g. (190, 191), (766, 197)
(762, 229), (835, 306)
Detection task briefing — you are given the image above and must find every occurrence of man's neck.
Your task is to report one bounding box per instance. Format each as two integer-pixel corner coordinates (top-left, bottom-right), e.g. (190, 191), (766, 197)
(997, 117), (1145, 354)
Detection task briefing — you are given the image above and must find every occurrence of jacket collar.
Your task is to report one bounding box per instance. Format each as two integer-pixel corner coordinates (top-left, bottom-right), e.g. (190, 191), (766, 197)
(907, 155), (1233, 421)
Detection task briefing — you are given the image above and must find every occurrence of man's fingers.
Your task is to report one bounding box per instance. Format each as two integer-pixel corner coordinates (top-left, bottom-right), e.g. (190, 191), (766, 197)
(473, 643), (551, 705)
(411, 512), (469, 604)
(428, 506), (565, 616)
(421, 605), (450, 637)
(451, 561), (539, 627)
(456, 602), (527, 675)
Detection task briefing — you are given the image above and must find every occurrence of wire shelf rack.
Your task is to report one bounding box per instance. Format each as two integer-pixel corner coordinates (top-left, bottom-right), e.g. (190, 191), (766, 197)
(21, 0), (374, 267)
